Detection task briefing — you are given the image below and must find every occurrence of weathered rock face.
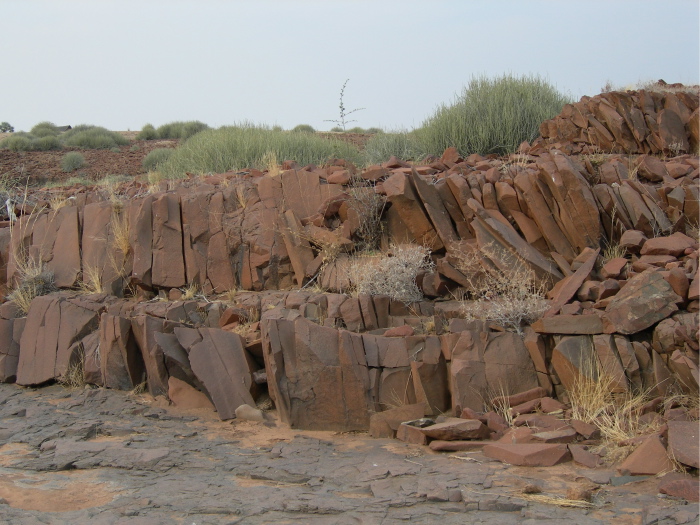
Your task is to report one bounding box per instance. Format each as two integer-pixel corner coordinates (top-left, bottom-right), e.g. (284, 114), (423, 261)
(16, 293), (107, 386)
(262, 313), (373, 431)
(450, 329), (540, 413)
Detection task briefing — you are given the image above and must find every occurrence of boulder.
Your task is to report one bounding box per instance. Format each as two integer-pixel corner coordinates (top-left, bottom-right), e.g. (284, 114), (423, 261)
(604, 269), (681, 334)
(187, 328), (257, 420)
(420, 417), (490, 441)
(618, 434), (674, 476)
(667, 420), (699, 469)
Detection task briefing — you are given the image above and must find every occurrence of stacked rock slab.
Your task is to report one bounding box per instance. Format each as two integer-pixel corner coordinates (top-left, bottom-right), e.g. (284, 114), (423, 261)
(0, 88), (696, 435)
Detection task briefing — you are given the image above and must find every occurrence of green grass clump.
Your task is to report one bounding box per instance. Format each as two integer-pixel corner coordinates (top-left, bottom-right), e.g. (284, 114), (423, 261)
(159, 124), (363, 178)
(346, 126), (366, 134)
(34, 136), (61, 151)
(30, 121), (61, 137)
(61, 125), (129, 149)
(155, 121), (209, 140)
(291, 124), (316, 133)
(137, 123), (158, 140)
(142, 148), (174, 171)
(363, 130), (426, 164)
(1, 134), (33, 151)
(416, 73), (571, 156)
(61, 152), (86, 172)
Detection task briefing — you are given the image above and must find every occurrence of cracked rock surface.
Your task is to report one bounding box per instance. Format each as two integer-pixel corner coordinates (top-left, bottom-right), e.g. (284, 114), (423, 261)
(0, 383), (696, 524)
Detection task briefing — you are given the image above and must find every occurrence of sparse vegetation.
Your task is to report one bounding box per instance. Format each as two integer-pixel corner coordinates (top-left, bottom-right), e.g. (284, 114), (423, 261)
(325, 78), (365, 131)
(61, 152), (86, 172)
(416, 73), (571, 156)
(350, 244), (434, 303)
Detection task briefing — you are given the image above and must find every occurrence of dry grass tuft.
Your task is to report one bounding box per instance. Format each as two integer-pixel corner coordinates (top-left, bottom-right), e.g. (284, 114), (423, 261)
(7, 260), (58, 315)
(58, 352), (86, 389)
(567, 357), (664, 464)
(78, 264), (104, 294)
(347, 179), (386, 252)
(350, 243), (434, 303)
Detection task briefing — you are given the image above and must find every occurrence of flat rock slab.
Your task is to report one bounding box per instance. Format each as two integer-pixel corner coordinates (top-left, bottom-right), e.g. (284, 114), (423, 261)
(420, 417), (490, 441)
(483, 443), (571, 466)
(667, 420), (699, 468)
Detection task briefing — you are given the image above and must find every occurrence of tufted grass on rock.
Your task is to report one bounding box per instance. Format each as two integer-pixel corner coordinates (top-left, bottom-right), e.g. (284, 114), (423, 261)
(158, 124), (363, 178)
(142, 147), (174, 171)
(61, 125), (129, 149)
(416, 73), (572, 156)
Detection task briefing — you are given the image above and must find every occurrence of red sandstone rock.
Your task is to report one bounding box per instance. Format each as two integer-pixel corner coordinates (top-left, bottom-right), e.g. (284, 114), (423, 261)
(619, 434), (674, 476)
(604, 269), (681, 334)
(483, 443), (571, 467)
(168, 376), (214, 410)
(658, 473), (700, 502)
(667, 420), (699, 468)
(420, 417), (490, 441)
(641, 232), (696, 257)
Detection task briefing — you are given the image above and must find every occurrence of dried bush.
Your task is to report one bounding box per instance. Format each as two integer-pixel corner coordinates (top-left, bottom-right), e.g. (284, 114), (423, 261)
(351, 244), (434, 303)
(8, 262), (58, 315)
(454, 243), (549, 333)
(347, 179), (385, 252)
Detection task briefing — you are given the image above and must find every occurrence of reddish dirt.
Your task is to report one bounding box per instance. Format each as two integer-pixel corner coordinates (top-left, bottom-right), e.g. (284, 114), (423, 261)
(0, 132), (375, 188)
(0, 137), (178, 186)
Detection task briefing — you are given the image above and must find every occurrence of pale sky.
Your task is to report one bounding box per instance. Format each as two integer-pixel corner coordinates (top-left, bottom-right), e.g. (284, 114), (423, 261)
(3, 1), (699, 133)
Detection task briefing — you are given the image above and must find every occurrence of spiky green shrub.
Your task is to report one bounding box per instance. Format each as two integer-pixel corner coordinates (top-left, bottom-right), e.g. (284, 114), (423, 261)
(137, 123), (158, 140)
(142, 147), (174, 171)
(61, 152), (86, 172)
(155, 121), (209, 140)
(363, 130), (425, 164)
(30, 121), (60, 137)
(416, 74), (571, 156)
(292, 124), (316, 133)
(159, 124), (363, 178)
(61, 125), (129, 149)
